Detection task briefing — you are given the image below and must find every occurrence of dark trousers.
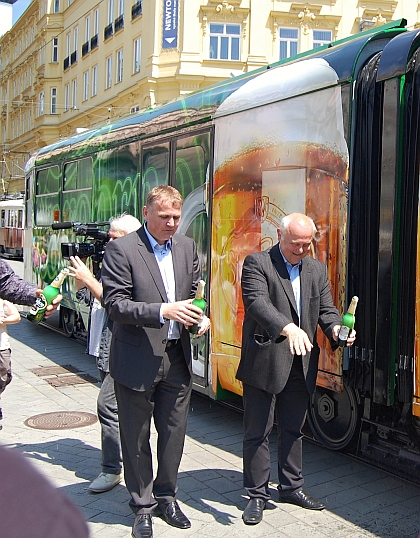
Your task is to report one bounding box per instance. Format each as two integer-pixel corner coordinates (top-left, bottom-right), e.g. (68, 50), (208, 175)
(98, 370), (122, 474)
(115, 342), (192, 515)
(242, 355), (310, 501)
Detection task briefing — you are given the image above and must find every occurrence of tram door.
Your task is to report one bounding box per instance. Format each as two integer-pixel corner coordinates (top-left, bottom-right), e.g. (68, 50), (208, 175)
(141, 131), (212, 390)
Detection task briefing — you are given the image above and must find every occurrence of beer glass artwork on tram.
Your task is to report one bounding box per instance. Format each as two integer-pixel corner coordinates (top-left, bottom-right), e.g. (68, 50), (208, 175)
(211, 59), (349, 396)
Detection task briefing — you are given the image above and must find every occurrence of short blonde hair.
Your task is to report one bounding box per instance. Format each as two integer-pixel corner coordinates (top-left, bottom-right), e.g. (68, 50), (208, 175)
(146, 185), (183, 208)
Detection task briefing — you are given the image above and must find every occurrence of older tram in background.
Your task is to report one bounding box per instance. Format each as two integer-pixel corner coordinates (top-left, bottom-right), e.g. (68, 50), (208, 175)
(0, 196), (24, 259)
(23, 19), (420, 482)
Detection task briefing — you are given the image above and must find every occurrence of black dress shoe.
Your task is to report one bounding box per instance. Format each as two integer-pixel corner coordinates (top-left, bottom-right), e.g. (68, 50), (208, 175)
(279, 489), (325, 510)
(159, 501), (191, 529)
(132, 513), (153, 538)
(242, 498), (266, 525)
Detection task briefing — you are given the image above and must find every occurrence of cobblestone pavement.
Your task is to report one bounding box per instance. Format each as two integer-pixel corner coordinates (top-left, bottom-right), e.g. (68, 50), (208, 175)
(1, 261), (420, 538)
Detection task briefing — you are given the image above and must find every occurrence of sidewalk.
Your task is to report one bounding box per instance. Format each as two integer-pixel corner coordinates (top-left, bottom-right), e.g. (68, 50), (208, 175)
(1, 313), (420, 537)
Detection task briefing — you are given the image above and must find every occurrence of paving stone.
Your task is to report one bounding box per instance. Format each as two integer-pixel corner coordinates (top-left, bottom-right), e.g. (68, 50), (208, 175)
(0, 311), (419, 538)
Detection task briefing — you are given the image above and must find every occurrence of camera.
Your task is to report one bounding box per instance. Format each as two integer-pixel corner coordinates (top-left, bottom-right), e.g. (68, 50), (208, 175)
(61, 242), (100, 259)
(52, 221), (110, 263)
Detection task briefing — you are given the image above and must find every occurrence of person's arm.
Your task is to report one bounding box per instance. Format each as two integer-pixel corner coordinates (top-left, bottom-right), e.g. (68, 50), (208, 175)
(1, 300), (21, 324)
(0, 259), (37, 305)
(67, 256), (103, 301)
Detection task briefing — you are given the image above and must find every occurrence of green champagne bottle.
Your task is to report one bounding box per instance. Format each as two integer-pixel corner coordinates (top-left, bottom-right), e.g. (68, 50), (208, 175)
(338, 296), (358, 347)
(27, 268), (69, 324)
(189, 280), (207, 335)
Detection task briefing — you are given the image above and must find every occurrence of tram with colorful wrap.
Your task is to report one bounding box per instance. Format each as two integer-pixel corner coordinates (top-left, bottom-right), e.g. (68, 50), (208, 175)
(24, 18), (420, 481)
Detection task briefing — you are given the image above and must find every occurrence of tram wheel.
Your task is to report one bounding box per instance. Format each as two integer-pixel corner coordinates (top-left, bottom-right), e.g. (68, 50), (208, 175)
(61, 307), (75, 338)
(307, 381), (361, 451)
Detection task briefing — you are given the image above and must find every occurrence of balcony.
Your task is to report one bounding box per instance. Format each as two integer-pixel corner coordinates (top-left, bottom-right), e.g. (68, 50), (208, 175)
(82, 41), (90, 57)
(115, 14), (124, 32)
(91, 34), (99, 51)
(104, 22), (114, 40)
(70, 51), (77, 65)
(63, 56), (70, 70)
(132, 1), (142, 20)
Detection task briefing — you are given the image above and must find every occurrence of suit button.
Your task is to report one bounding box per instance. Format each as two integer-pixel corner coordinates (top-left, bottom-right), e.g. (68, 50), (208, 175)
(162, 339), (167, 345)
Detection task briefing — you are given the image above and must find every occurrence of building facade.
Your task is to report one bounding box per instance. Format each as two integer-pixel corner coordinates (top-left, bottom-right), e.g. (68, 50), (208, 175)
(1, 0), (419, 195)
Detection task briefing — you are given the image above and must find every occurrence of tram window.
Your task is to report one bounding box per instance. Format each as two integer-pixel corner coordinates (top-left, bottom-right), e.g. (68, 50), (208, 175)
(18, 210), (23, 228)
(63, 162), (77, 191)
(78, 158), (93, 189)
(1, 210), (5, 227)
(9, 210), (17, 228)
(36, 166), (59, 195)
(35, 166), (59, 226)
(141, 143), (169, 207)
(174, 132), (211, 280)
(62, 158), (93, 223)
(175, 133), (210, 196)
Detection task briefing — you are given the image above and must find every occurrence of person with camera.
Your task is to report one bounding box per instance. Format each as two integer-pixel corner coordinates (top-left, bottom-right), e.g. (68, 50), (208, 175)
(67, 213), (141, 493)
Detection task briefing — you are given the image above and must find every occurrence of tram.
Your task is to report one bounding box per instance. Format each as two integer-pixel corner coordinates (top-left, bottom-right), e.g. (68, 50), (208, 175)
(24, 18), (420, 481)
(0, 196), (24, 259)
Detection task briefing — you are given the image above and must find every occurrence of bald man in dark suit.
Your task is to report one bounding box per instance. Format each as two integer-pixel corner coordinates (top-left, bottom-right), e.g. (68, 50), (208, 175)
(237, 213), (355, 525)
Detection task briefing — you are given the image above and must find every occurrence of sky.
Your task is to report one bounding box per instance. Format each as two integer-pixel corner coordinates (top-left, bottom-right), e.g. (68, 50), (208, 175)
(12, 0), (32, 25)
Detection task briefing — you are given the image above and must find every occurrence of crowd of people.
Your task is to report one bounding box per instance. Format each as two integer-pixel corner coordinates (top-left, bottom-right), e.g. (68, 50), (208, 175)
(0, 187), (355, 538)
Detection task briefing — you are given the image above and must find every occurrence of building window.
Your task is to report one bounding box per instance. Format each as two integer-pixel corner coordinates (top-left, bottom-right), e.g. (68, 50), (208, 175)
(108, 0), (114, 24)
(92, 65), (98, 96)
(133, 37), (141, 73)
(52, 37), (58, 62)
(116, 48), (123, 83)
(85, 16), (91, 42)
(313, 29), (332, 48)
(106, 55), (112, 88)
(39, 91), (44, 116)
(72, 79), (77, 109)
(132, 0), (142, 20)
(279, 27), (298, 60)
(53, 0), (60, 13)
(83, 71), (89, 101)
(65, 83), (70, 111)
(209, 23), (240, 61)
(51, 87), (57, 114)
(66, 32), (71, 57)
(73, 26), (79, 53)
(94, 8), (99, 35)
(117, 0), (124, 17)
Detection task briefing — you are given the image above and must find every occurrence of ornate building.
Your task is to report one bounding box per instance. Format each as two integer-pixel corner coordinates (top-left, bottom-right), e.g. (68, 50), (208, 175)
(0, 0), (418, 194)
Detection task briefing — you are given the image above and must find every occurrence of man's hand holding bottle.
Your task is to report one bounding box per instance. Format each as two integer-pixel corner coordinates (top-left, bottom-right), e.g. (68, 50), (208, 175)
(35, 290), (62, 319)
(160, 300), (210, 337)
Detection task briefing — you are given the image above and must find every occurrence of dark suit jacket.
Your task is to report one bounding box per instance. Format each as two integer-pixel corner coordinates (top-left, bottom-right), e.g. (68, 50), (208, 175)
(236, 244), (341, 395)
(101, 226), (200, 391)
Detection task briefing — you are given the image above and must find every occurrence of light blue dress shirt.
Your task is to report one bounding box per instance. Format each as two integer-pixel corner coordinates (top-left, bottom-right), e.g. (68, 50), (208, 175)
(144, 224), (180, 340)
(279, 246), (302, 326)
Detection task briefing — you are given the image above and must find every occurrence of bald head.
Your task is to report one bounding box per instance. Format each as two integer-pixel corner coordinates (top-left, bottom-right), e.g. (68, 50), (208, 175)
(277, 213), (316, 265)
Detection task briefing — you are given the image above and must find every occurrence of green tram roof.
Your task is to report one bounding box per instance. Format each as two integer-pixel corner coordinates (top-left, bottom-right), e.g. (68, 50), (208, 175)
(33, 18), (407, 166)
